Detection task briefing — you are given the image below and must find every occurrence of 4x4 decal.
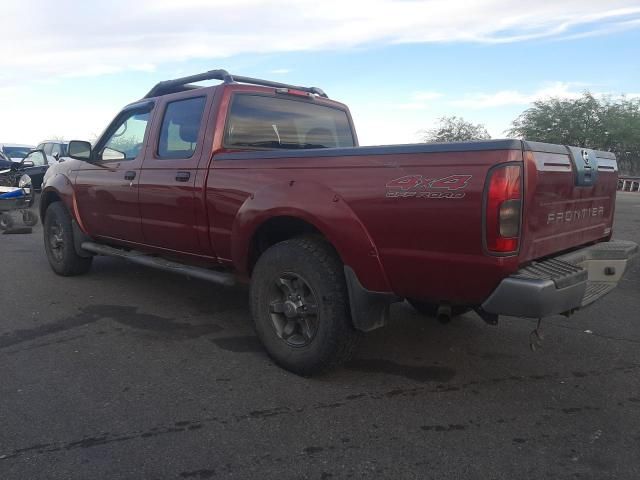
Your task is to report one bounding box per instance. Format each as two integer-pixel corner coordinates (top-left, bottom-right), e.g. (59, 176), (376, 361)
(385, 174), (472, 199)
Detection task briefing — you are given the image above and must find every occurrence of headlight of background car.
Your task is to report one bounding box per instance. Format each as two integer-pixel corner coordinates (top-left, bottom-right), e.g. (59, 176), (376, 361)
(18, 174), (32, 188)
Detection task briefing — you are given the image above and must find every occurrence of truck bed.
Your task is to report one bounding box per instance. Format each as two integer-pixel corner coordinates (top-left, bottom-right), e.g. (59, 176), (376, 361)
(208, 139), (616, 304)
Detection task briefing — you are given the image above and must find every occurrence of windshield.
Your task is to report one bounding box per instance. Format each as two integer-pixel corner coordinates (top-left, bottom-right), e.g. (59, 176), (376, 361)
(3, 146), (32, 159)
(224, 94), (355, 150)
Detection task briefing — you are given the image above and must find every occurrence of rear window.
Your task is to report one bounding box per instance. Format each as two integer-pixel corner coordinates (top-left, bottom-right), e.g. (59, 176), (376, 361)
(224, 94), (355, 150)
(3, 146), (32, 158)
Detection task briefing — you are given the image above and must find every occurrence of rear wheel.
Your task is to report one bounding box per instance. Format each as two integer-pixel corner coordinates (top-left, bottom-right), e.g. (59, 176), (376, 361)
(250, 236), (359, 376)
(43, 202), (92, 276)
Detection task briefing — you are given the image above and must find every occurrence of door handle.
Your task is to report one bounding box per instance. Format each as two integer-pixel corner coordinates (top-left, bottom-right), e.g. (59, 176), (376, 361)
(124, 171), (136, 180)
(175, 171), (191, 182)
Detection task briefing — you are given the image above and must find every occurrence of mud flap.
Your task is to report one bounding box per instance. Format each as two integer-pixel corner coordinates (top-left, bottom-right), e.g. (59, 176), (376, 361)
(344, 266), (400, 332)
(72, 220), (94, 258)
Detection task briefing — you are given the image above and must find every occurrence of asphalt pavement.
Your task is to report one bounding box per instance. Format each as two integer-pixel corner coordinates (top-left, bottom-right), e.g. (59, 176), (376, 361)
(1, 194), (639, 479)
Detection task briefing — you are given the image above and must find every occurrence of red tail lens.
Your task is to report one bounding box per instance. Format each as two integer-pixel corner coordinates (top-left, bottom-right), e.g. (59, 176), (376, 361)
(486, 164), (522, 253)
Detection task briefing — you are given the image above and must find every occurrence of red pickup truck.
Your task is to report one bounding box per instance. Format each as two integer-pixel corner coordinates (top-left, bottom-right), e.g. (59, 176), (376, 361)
(40, 69), (637, 375)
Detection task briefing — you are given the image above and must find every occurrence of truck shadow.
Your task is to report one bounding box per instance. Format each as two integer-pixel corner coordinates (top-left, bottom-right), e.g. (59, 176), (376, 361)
(76, 257), (549, 384)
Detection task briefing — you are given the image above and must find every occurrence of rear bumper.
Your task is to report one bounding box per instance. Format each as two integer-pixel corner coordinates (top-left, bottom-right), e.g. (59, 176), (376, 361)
(481, 240), (638, 318)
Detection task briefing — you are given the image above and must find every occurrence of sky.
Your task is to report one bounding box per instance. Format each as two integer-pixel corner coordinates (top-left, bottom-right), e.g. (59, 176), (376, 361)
(1, 0), (639, 146)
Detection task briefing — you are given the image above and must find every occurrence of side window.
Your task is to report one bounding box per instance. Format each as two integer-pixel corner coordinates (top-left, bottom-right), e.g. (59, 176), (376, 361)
(43, 143), (54, 155)
(25, 151), (46, 166)
(51, 143), (62, 157)
(100, 110), (151, 161)
(158, 97), (206, 159)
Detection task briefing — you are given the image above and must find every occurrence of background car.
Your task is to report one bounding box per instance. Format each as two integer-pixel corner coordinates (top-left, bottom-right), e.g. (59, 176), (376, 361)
(0, 149), (49, 190)
(35, 140), (69, 164)
(0, 143), (35, 162)
(0, 150), (12, 167)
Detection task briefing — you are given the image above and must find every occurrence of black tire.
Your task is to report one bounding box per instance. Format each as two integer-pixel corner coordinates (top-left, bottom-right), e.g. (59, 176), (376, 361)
(250, 236), (360, 376)
(43, 202), (92, 276)
(0, 213), (14, 231)
(407, 299), (470, 323)
(22, 210), (38, 227)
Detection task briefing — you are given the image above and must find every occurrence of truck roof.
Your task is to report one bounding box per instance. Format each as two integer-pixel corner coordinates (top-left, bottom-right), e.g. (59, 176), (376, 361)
(143, 69), (328, 100)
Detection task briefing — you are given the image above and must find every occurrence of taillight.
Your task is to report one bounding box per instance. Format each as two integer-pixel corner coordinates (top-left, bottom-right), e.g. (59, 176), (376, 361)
(275, 88), (315, 98)
(485, 164), (522, 254)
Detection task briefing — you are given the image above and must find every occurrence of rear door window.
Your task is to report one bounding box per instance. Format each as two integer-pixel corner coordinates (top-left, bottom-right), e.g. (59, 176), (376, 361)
(224, 94), (355, 150)
(158, 97), (207, 159)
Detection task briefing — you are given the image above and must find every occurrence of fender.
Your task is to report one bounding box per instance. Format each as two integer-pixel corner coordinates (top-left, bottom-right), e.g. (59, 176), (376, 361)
(40, 172), (93, 257)
(39, 173), (76, 222)
(231, 180), (392, 294)
(40, 171), (89, 235)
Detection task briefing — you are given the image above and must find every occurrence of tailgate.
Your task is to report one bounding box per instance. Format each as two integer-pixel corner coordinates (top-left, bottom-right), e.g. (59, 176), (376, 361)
(519, 141), (618, 262)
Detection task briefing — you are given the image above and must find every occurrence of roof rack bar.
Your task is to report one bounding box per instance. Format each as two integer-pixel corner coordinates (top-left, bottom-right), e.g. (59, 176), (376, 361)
(143, 69), (328, 99)
(230, 75), (328, 98)
(144, 69), (233, 98)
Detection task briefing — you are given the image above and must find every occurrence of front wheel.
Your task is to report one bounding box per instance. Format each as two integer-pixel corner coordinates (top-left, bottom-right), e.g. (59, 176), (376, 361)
(22, 210), (38, 227)
(0, 213), (14, 231)
(250, 236), (360, 376)
(43, 202), (92, 276)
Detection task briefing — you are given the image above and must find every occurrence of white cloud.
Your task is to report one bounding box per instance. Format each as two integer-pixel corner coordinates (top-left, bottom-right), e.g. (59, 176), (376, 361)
(389, 91), (444, 110)
(412, 91), (444, 101)
(1, 0), (639, 87)
(450, 82), (640, 110)
(451, 82), (587, 109)
(1, 1), (639, 145)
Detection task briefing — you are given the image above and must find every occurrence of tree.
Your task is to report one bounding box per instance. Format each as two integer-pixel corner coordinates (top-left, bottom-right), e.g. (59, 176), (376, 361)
(509, 92), (640, 175)
(422, 116), (491, 143)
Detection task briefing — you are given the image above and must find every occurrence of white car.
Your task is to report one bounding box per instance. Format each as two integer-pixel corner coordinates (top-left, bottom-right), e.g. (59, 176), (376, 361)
(35, 140), (70, 164)
(0, 143), (35, 162)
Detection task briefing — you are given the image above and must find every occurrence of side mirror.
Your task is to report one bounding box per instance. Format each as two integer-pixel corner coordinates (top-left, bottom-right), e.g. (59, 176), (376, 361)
(53, 152), (60, 161)
(22, 160), (34, 167)
(68, 140), (93, 162)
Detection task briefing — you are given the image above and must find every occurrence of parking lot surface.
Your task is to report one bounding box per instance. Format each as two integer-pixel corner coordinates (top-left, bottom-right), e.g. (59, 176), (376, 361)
(1, 194), (639, 479)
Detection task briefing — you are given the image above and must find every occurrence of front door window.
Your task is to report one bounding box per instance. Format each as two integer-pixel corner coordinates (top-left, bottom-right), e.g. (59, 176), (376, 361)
(23, 151), (47, 167)
(100, 111), (151, 161)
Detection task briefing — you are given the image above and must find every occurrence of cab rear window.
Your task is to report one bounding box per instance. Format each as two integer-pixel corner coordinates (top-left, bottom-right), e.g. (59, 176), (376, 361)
(224, 94), (355, 150)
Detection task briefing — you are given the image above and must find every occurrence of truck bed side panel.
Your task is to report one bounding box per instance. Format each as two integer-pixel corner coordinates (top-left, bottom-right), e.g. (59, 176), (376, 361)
(209, 143), (524, 303)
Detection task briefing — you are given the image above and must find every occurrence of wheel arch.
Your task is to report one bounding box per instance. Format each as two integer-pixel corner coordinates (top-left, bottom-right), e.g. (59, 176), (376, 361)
(39, 174), (85, 232)
(231, 181), (392, 294)
(247, 215), (324, 270)
(39, 188), (63, 220)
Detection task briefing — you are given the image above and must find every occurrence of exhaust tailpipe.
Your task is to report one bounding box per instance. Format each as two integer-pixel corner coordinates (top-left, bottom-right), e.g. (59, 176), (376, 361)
(436, 304), (452, 324)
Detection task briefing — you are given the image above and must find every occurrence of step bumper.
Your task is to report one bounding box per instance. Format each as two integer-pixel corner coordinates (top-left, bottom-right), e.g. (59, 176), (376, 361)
(481, 240), (638, 318)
